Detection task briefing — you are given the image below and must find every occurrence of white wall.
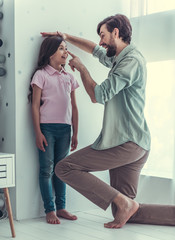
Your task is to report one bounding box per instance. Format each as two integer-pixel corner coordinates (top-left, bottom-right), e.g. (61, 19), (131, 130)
(136, 175), (175, 205)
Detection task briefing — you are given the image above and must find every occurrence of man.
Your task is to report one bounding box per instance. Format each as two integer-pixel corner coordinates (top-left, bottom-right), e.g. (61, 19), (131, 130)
(41, 14), (175, 228)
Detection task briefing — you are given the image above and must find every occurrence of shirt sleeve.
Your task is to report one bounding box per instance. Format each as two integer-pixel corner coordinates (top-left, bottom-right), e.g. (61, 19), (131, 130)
(31, 70), (45, 89)
(69, 73), (79, 91)
(95, 57), (141, 104)
(92, 45), (115, 68)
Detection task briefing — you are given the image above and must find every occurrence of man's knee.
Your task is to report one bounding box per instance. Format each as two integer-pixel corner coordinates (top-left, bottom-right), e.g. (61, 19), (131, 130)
(55, 159), (69, 180)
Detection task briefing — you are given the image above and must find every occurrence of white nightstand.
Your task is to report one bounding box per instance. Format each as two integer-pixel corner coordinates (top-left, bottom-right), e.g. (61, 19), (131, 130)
(0, 153), (15, 238)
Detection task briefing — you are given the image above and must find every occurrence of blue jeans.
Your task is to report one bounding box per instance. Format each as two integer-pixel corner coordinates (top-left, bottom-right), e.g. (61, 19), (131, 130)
(39, 123), (71, 213)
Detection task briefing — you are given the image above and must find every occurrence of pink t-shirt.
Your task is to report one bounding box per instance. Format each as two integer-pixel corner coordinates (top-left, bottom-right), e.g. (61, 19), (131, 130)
(31, 65), (79, 125)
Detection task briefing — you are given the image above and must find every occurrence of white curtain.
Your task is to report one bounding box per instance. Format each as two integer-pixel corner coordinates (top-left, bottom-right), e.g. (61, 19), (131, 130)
(129, 0), (175, 179)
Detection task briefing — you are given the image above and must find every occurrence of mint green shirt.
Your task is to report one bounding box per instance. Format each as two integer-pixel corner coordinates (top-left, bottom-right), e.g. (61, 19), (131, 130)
(91, 44), (151, 151)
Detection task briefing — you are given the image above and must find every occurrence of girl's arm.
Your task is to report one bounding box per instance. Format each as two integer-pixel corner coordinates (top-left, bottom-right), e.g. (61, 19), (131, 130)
(32, 85), (48, 152)
(70, 90), (78, 151)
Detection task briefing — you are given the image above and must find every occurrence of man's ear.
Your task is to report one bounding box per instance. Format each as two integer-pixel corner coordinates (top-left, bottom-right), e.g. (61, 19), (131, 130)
(113, 28), (119, 38)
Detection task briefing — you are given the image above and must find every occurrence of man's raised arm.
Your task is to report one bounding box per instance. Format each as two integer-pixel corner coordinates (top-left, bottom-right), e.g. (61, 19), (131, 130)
(41, 31), (97, 54)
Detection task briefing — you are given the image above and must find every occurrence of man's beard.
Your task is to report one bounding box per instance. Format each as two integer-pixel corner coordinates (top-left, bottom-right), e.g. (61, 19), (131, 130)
(106, 44), (116, 57)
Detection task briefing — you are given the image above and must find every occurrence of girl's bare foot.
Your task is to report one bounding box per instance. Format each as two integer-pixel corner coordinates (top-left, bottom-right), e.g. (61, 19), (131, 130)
(46, 211), (60, 224)
(104, 193), (139, 228)
(57, 209), (77, 220)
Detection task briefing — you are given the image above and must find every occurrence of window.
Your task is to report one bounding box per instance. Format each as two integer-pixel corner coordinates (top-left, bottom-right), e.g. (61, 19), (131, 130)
(130, 0), (175, 17)
(142, 60), (175, 178)
(147, 0), (175, 14)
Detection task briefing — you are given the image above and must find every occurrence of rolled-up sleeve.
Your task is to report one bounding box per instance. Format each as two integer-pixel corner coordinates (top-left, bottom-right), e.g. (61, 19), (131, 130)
(94, 57), (141, 104)
(94, 84), (104, 104)
(94, 74), (126, 104)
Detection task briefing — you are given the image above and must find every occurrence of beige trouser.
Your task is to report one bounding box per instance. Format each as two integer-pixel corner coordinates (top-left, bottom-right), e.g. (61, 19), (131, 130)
(55, 141), (175, 225)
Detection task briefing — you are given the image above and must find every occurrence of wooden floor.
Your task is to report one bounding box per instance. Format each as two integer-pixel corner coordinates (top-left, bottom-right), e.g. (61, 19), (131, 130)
(1, 208), (175, 240)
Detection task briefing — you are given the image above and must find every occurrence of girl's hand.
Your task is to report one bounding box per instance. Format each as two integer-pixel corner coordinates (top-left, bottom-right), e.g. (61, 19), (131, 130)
(71, 135), (78, 151)
(36, 132), (48, 152)
(40, 31), (67, 40)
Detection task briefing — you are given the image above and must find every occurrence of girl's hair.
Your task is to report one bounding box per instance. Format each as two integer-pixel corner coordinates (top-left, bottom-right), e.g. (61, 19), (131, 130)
(97, 14), (132, 44)
(28, 36), (65, 103)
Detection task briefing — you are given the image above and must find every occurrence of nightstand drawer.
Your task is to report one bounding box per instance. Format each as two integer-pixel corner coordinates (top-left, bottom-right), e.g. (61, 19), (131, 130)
(0, 171), (7, 177)
(0, 154), (15, 188)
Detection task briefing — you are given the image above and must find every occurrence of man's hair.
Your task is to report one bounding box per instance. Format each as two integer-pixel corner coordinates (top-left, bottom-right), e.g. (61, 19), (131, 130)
(97, 14), (132, 44)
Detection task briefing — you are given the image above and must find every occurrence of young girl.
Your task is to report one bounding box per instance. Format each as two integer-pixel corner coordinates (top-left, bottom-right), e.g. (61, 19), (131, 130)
(28, 36), (79, 224)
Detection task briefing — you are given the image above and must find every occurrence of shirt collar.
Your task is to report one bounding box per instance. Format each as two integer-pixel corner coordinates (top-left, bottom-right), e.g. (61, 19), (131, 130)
(44, 64), (67, 75)
(113, 43), (136, 65)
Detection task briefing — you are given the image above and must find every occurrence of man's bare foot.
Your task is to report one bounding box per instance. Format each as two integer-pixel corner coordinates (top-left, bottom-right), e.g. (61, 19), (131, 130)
(104, 193), (139, 229)
(57, 209), (77, 220)
(46, 211), (60, 224)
